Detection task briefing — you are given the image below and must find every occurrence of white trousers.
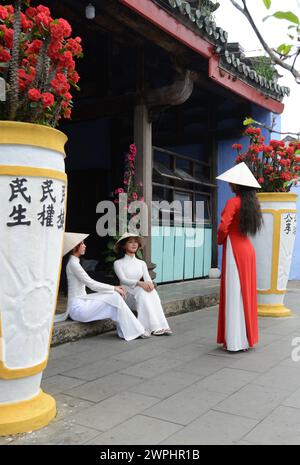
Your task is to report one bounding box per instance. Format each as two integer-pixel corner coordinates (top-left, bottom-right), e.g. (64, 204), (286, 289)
(68, 292), (145, 341)
(225, 238), (249, 352)
(125, 287), (170, 333)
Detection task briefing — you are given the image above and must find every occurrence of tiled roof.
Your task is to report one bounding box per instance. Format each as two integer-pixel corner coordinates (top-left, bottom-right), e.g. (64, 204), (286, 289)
(154, 0), (290, 101)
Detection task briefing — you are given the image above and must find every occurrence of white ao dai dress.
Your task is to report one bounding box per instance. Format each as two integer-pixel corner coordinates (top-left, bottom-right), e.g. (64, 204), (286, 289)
(66, 255), (145, 341)
(114, 254), (170, 333)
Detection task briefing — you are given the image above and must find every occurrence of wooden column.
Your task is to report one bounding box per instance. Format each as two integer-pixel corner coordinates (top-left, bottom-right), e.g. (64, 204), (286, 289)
(134, 104), (153, 269)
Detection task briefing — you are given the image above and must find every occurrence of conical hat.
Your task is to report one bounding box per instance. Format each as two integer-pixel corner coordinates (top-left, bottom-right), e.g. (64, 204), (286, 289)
(216, 162), (261, 188)
(63, 232), (90, 256)
(114, 232), (143, 253)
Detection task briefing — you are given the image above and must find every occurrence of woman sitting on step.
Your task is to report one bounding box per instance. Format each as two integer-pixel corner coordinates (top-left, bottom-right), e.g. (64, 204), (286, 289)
(61, 232), (150, 341)
(113, 233), (172, 336)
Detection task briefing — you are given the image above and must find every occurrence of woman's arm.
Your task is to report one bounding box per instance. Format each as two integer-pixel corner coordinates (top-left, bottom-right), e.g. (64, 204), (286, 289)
(70, 259), (115, 293)
(217, 198), (238, 245)
(142, 261), (152, 283)
(113, 260), (139, 288)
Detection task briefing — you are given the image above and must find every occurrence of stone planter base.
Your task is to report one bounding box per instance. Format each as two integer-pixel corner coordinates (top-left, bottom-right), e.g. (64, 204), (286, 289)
(258, 304), (292, 318)
(0, 390), (56, 436)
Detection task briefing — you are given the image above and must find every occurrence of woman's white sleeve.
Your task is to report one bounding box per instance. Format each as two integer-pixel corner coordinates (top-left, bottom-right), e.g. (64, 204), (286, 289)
(70, 259), (115, 293)
(142, 261), (152, 282)
(114, 261), (139, 288)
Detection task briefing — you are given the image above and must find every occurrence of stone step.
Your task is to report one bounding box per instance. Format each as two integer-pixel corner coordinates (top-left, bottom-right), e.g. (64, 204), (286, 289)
(51, 280), (220, 346)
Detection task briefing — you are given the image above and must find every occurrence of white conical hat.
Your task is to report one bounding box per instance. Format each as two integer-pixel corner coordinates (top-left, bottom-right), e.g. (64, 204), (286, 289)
(63, 232), (90, 256)
(114, 232), (143, 253)
(216, 162), (261, 188)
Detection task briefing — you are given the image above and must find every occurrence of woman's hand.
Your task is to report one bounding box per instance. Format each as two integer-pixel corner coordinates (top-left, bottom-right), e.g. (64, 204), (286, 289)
(138, 281), (154, 292)
(114, 286), (126, 299)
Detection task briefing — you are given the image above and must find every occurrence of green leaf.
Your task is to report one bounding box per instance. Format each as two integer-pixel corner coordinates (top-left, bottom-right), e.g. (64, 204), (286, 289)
(277, 44), (293, 55)
(273, 11), (300, 24)
(104, 256), (116, 264)
(243, 118), (255, 126)
(262, 0), (271, 9)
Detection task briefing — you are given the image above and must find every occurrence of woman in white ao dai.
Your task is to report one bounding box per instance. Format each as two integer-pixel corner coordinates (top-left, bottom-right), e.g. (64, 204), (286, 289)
(114, 235), (172, 336)
(63, 233), (148, 341)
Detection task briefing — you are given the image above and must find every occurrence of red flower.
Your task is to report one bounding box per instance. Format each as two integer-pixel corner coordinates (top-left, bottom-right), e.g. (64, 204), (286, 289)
(26, 39), (43, 55)
(42, 92), (55, 108)
(0, 46), (11, 63)
(66, 37), (82, 56)
(51, 73), (70, 95)
(0, 26), (14, 49)
(0, 6), (9, 21)
(232, 143), (242, 150)
(50, 18), (72, 41)
(258, 177), (264, 184)
(28, 88), (41, 101)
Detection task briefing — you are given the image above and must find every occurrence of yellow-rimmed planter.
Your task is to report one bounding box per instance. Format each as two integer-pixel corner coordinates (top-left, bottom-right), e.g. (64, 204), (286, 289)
(0, 121), (67, 435)
(252, 192), (298, 317)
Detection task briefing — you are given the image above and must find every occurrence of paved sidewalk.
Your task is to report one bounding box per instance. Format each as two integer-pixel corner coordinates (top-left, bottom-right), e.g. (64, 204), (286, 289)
(1, 285), (300, 445)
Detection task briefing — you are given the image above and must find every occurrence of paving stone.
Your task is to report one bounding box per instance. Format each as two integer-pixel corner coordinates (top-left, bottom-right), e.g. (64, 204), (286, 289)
(62, 372), (144, 403)
(72, 391), (159, 432)
(120, 354), (185, 379)
(253, 365), (300, 393)
(41, 375), (86, 396)
(160, 410), (258, 445)
(193, 368), (258, 395)
(213, 383), (291, 420)
(62, 358), (132, 381)
(244, 406), (300, 445)
(85, 415), (182, 445)
(129, 370), (203, 399)
(282, 388), (300, 409)
(8, 419), (99, 445)
(143, 383), (228, 425)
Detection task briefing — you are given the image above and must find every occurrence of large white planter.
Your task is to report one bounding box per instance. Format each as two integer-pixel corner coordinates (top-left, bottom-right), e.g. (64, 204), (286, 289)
(0, 121), (67, 435)
(252, 193), (298, 317)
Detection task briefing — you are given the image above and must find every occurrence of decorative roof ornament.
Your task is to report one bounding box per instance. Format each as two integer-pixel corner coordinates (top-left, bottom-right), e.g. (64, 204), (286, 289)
(163, 0), (289, 101)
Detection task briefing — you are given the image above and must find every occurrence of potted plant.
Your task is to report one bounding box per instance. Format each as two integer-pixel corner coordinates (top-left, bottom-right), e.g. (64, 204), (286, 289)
(0, 1), (82, 435)
(233, 126), (300, 317)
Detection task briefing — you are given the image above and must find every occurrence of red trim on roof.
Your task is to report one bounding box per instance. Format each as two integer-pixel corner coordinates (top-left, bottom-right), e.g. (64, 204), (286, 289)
(119, 0), (284, 114)
(209, 55), (284, 114)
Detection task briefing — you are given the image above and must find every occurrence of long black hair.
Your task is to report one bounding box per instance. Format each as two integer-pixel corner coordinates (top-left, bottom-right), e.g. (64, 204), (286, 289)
(238, 185), (263, 236)
(59, 254), (71, 296)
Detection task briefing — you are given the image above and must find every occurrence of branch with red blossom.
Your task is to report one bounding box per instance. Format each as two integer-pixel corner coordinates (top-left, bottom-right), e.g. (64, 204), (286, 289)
(233, 126), (300, 192)
(0, 1), (82, 126)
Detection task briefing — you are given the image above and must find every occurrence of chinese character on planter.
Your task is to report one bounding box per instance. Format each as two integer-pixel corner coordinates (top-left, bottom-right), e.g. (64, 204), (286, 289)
(61, 185), (66, 204)
(7, 204), (31, 227)
(284, 214), (293, 235)
(37, 204), (55, 227)
(57, 209), (65, 229)
(293, 216), (297, 236)
(40, 180), (56, 203)
(9, 178), (31, 203)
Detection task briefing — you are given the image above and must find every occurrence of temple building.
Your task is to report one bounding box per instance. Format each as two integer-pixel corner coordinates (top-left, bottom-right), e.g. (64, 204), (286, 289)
(44, 0), (291, 285)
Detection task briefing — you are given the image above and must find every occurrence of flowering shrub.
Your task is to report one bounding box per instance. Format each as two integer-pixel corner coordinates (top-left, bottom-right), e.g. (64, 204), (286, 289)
(0, 1), (82, 126)
(103, 144), (144, 267)
(233, 126), (300, 192)
(113, 143), (144, 213)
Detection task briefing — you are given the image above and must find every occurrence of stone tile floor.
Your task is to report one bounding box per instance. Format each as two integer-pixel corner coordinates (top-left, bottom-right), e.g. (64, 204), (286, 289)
(1, 284), (300, 445)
